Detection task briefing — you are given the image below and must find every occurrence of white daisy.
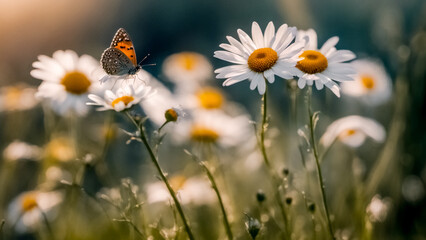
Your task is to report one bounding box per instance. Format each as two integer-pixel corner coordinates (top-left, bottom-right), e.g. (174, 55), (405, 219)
(0, 85), (39, 112)
(174, 109), (253, 148)
(45, 136), (76, 163)
(366, 195), (392, 222)
(294, 29), (356, 97)
(3, 140), (42, 162)
(30, 50), (102, 116)
(138, 70), (177, 126)
(320, 115), (386, 148)
(341, 59), (392, 105)
(214, 21), (303, 94)
(7, 191), (63, 233)
(146, 175), (216, 205)
(87, 82), (154, 112)
(163, 52), (213, 92)
(178, 86), (225, 111)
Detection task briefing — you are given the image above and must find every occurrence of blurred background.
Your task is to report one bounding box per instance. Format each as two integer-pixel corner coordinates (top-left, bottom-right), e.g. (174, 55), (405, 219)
(0, 0), (425, 239)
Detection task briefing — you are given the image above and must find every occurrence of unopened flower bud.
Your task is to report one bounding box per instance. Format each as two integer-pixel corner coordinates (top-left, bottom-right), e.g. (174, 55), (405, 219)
(165, 108), (179, 122)
(282, 168), (289, 176)
(308, 202), (316, 213)
(256, 189), (266, 203)
(245, 215), (261, 240)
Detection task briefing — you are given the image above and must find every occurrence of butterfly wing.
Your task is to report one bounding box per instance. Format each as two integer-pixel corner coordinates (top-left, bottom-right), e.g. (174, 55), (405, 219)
(101, 48), (136, 75)
(110, 28), (137, 66)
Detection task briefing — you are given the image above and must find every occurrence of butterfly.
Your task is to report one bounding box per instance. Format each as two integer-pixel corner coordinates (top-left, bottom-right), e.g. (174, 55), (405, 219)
(101, 28), (141, 76)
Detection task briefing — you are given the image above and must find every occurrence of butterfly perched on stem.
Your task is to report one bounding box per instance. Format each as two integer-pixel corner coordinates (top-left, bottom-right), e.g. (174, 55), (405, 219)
(100, 28), (142, 83)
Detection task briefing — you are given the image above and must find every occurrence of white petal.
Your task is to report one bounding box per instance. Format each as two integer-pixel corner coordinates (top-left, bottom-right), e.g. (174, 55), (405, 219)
(322, 78), (341, 97)
(215, 65), (249, 78)
(321, 70), (354, 81)
(52, 50), (77, 71)
(263, 69), (275, 83)
(36, 56), (66, 76)
(271, 24), (288, 49)
(219, 43), (247, 58)
(263, 21), (275, 47)
(298, 29), (317, 50)
(328, 50), (356, 63)
(320, 36), (339, 54)
(226, 36), (251, 56)
(315, 79), (324, 90)
(257, 78), (266, 94)
(30, 70), (59, 82)
(279, 42), (304, 59)
(249, 77), (258, 90)
(214, 51), (246, 64)
(237, 29), (256, 52)
(77, 55), (98, 75)
(251, 22), (264, 48)
(298, 78), (306, 88)
(223, 78), (246, 86)
(273, 69), (294, 80)
(276, 33), (297, 54)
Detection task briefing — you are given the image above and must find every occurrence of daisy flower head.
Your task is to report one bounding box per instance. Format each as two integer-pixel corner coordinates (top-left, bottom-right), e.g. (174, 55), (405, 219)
(45, 136), (76, 163)
(31, 50), (102, 116)
(146, 175), (216, 205)
(0, 85), (39, 112)
(294, 29), (357, 97)
(138, 70), (178, 126)
(3, 140), (42, 162)
(320, 115), (386, 148)
(7, 191), (63, 233)
(341, 59), (392, 105)
(163, 52), (213, 91)
(366, 194), (392, 223)
(214, 21), (303, 95)
(174, 110), (253, 148)
(88, 81), (154, 112)
(178, 86), (225, 111)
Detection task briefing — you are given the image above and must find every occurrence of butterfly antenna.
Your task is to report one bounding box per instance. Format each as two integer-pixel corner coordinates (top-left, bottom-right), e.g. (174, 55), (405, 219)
(141, 63), (157, 67)
(138, 53), (150, 66)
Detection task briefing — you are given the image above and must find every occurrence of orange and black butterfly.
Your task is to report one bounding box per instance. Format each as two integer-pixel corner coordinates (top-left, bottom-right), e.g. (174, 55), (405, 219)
(101, 28), (141, 76)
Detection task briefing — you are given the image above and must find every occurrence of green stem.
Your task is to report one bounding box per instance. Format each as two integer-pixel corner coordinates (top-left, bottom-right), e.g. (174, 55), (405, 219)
(124, 218), (146, 240)
(0, 219), (5, 239)
(125, 112), (195, 240)
(96, 112), (116, 186)
(198, 160), (233, 240)
(158, 121), (170, 133)
(259, 86), (291, 239)
(39, 209), (54, 240)
(306, 88), (335, 240)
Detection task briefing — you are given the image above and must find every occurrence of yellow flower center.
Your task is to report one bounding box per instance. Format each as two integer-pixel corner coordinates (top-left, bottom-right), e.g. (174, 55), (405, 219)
(46, 137), (75, 162)
(111, 96), (135, 108)
(247, 48), (278, 73)
(196, 88), (224, 109)
(170, 175), (187, 191)
(5, 87), (21, 103)
(190, 125), (219, 143)
(361, 75), (375, 89)
(340, 129), (357, 139)
(296, 50), (328, 74)
(21, 193), (38, 212)
(60, 71), (91, 95)
(178, 53), (198, 71)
